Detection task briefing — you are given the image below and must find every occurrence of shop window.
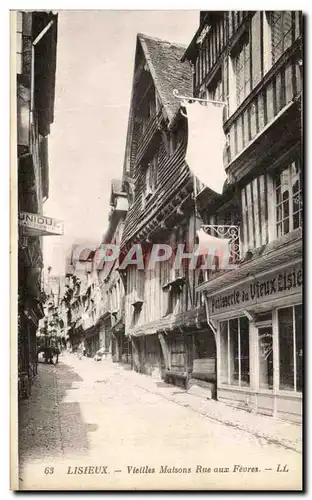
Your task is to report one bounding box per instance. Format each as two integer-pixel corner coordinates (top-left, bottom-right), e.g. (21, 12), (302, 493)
(275, 159), (302, 237)
(258, 326), (273, 389)
(220, 316), (250, 386)
(278, 304), (302, 392)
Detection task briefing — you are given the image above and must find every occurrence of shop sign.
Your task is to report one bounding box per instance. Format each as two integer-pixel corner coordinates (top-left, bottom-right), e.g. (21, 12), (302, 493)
(19, 212), (64, 236)
(209, 263), (302, 316)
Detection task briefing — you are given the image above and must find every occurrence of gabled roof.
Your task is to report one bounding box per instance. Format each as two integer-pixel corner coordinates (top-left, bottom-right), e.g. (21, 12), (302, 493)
(137, 33), (192, 124)
(122, 32), (192, 179)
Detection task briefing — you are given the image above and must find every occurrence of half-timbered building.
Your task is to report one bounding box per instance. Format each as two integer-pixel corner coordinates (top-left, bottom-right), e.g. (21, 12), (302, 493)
(120, 33), (217, 391)
(183, 11), (302, 421)
(96, 180), (130, 363)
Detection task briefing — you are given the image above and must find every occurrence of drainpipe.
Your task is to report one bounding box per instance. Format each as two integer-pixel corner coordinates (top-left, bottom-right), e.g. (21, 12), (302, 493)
(203, 292), (217, 336)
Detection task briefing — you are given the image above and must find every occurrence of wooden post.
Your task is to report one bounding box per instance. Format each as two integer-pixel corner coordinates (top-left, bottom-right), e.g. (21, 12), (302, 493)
(272, 308), (279, 418)
(158, 333), (170, 370)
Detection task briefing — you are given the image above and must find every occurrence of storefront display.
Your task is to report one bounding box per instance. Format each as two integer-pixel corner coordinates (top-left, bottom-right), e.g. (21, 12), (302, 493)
(203, 260), (302, 423)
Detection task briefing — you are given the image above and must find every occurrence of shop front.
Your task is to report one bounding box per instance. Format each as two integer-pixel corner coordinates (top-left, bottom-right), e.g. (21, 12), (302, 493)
(84, 324), (100, 357)
(203, 260), (302, 423)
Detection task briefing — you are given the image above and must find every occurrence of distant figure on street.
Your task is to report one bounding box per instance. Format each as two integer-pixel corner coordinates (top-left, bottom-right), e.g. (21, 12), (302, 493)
(78, 341), (86, 360)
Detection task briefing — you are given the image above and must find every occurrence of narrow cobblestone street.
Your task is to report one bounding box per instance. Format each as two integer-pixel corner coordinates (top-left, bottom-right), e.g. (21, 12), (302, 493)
(18, 353), (302, 490)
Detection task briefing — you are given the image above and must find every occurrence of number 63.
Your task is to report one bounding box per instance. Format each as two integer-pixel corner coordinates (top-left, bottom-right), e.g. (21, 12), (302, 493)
(44, 467), (54, 474)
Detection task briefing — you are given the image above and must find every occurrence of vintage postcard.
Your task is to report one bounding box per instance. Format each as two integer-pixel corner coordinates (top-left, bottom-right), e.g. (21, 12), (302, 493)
(11, 9), (303, 491)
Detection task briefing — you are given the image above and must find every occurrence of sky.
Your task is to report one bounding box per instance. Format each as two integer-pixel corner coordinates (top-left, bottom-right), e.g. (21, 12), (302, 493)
(43, 10), (198, 275)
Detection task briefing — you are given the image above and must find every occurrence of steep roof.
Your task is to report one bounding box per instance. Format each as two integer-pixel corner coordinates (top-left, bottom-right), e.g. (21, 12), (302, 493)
(120, 33), (193, 246)
(137, 33), (192, 125)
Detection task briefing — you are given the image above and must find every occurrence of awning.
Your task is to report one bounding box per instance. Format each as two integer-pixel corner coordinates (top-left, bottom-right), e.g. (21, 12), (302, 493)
(84, 324), (100, 340)
(127, 307), (208, 338)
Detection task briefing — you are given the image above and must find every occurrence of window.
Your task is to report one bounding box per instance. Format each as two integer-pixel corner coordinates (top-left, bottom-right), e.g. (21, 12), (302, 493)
(207, 69), (223, 103)
(263, 12), (273, 74)
(141, 94), (156, 134)
(143, 155), (157, 202)
(275, 159), (302, 237)
(16, 11), (23, 74)
(220, 316), (250, 386)
(278, 304), (302, 392)
(167, 285), (182, 315)
(170, 128), (184, 155)
(132, 304), (142, 326)
(268, 11), (293, 64)
(232, 33), (252, 108)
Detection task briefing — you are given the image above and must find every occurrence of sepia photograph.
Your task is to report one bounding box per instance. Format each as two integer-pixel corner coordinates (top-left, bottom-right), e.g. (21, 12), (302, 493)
(11, 9), (303, 491)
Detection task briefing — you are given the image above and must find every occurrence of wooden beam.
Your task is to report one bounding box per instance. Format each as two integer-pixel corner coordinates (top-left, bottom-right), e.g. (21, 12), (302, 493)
(158, 333), (171, 370)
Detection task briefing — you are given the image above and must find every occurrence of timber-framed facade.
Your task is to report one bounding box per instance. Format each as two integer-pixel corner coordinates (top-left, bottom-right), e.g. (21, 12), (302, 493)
(120, 33), (217, 390)
(184, 11), (303, 422)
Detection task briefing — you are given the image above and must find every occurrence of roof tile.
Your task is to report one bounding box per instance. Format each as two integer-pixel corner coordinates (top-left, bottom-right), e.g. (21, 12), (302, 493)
(138, 33), (192, 124)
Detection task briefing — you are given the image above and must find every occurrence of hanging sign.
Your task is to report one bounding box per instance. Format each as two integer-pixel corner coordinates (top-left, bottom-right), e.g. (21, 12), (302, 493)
(19, 212), (64, 236)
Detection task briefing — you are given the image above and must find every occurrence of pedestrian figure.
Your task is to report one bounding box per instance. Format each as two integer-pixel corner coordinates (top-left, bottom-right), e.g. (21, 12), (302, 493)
(78, 341), (86, 360)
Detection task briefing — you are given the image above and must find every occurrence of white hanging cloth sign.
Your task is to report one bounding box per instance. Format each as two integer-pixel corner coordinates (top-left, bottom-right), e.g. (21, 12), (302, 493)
(195, 228), (230, 261)
(184, 101), (227, 194)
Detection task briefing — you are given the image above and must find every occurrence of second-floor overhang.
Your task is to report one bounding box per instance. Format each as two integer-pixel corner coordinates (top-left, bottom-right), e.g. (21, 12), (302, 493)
(83, 323), (100, 340)
(226, 95), (301, 184)
(196, 227), (302, 297)
(96, 309), (112, 326)
(126, 306), (208, 338)
(109, 318), (125, 335)
(224, 38), (302, 183)
(121, 170), (193, 249)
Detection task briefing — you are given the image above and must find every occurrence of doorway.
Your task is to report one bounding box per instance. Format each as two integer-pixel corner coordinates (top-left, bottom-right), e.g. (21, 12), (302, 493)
(258, 326), (273, 390)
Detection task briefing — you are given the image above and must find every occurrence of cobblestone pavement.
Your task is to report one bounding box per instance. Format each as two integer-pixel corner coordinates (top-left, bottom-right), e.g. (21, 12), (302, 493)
(17, 354), (302, 490)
